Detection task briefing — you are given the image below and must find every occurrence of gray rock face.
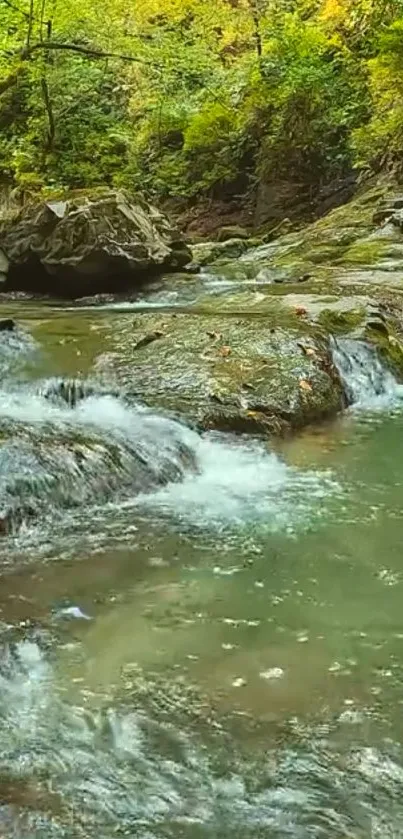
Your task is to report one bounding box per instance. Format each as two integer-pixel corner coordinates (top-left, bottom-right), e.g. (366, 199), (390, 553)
(0, 190), (191, 296)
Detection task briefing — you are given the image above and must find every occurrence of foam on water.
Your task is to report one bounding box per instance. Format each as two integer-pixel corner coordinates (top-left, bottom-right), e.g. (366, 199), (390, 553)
(0, 385), (199, 534)
(0, 380), (337, 541)
(136, 432), (337, 531)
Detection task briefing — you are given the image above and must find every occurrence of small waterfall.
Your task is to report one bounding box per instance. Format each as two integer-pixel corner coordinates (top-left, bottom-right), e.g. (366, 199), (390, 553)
(38, 377), (120, 407)
(0, 387), (199, 534)
(0, 380), (336, 540)
(331, 337), (402, 407)
(0, 325), (37, 379)
(0, 324), (336, 541)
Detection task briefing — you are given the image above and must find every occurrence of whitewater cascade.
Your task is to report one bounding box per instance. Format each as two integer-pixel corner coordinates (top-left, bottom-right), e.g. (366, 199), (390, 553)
(330, 337), (402, 407)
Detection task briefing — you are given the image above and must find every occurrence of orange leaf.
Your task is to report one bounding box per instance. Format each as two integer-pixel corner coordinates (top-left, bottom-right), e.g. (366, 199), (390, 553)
(219, 345), (232, 357)
(297, 342), (316, 357)
(299, 378), (312, 392)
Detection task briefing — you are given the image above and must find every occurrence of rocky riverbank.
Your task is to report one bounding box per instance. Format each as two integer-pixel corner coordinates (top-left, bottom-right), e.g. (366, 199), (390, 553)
(3, 182), (403, 437)
(0, 190), (191, 295)
(86, 183), (403, 434)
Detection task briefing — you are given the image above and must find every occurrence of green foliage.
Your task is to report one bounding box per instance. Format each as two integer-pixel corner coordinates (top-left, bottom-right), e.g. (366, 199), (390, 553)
(1, 0), (403, 203)
(239, 15), (367, 187)
(352, 18), (403, 172)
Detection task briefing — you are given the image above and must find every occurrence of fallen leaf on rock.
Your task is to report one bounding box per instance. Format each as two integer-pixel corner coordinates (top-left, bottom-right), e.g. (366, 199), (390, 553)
(219, 345), (232, 357)
(299, 378), (312, 392)
(295, 307), (307, 317)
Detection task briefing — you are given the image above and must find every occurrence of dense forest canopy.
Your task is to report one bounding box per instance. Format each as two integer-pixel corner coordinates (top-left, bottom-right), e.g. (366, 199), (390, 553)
(0, 0), (402, 205)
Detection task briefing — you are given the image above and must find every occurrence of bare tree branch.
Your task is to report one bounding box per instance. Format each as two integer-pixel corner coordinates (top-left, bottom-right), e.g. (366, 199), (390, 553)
(26, 0), (35, 48)
(22, 40), (150, 64)
(41, 75), (55, 151)
(1, 0), (31, 19)
(0, 38), (153, 99)
(39, 0), (47, 39)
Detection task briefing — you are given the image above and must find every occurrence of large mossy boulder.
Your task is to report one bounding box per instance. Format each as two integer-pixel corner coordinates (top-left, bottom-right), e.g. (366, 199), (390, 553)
(99, 311), (344, 435)
(0, 190), (191, 296)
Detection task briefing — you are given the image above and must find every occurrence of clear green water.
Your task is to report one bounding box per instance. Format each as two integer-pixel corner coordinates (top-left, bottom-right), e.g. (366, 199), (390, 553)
(1, 298), (403, 837)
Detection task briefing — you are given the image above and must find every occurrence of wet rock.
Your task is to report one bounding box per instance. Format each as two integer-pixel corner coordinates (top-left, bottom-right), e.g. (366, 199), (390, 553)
(0, 248), (8, 284)
(373, 207), (396, 226)
(261, 218), (293, 243)
(0, 319), (15, 332)
(191, 238), (249, 267)
(0, 190), (191, 296)
(184, 262), (201, 274)
(372, 206), (403, 231)
(0, 395), (200, 536)
(366, 319), (389, 336)
(0, 503), (36, 536)
(39, 378), (121, 407)
(216, 225), (250, 242)
(373, 196), (403, 225)
(109, 311), (344, 435)
(388, 210), (403, 232)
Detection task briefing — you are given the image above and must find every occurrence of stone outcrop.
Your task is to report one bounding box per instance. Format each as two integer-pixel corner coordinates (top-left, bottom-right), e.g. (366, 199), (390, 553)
(0, 190), (191, 296)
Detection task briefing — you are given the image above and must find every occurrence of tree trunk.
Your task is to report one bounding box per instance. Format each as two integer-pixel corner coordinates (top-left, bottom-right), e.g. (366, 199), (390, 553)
(41, 76), (55, 152)
(248, 0), (262, 60)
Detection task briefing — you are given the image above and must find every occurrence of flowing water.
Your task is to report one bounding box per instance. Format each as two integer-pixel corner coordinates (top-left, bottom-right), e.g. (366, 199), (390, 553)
(2, 292), (403, 837)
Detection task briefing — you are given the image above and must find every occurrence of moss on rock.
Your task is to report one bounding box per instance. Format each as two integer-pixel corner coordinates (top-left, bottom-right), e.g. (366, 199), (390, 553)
(104, 310), (344, 435)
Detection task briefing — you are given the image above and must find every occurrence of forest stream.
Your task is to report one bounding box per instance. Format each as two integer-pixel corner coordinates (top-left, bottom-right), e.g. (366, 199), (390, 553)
(1, 265), (403, 839)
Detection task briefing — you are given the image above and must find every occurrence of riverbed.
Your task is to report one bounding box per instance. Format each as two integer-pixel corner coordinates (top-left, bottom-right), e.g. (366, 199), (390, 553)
(1, 287), (403, 838)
